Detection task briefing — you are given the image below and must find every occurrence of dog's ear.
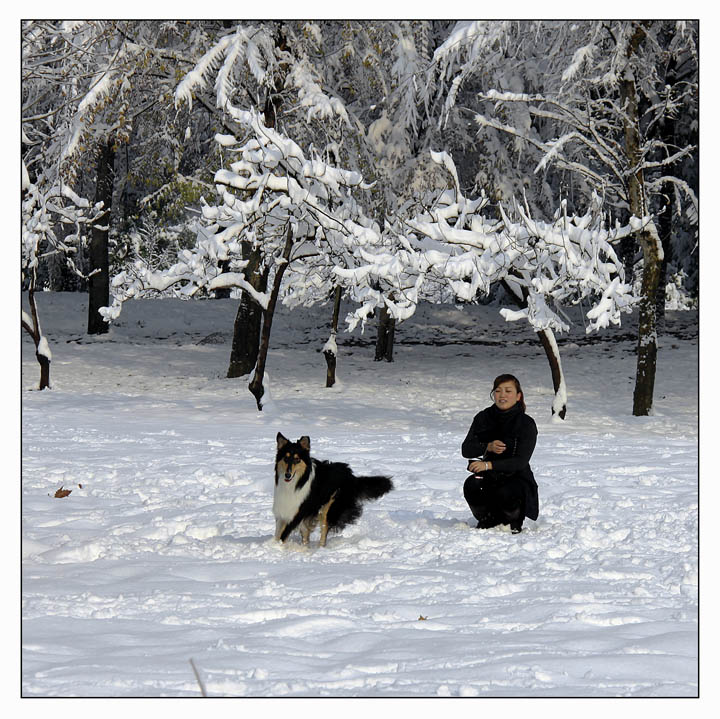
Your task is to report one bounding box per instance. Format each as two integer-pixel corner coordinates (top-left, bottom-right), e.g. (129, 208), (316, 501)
(298, 436), (311, 451)
(277, 433), (289, 449)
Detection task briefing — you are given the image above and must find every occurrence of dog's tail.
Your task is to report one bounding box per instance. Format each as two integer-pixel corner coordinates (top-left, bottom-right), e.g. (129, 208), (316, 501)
(355, 475), (393, 501)
(327, 474), (393, 533)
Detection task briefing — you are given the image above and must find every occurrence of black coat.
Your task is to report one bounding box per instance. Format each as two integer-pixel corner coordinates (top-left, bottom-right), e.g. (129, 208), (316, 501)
(461, 403), (539, 521)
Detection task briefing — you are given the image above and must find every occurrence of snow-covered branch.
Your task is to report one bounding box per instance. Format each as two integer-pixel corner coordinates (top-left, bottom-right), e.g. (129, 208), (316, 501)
(102, 113), (380, 321)
(334, 152), (637, 336)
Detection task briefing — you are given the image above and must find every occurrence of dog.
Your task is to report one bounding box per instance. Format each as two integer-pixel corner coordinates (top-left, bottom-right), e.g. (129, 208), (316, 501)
(273, 433), (393, 547)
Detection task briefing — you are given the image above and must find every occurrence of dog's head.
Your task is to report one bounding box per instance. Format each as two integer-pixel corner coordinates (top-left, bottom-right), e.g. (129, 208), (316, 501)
(275, 433), (311, 484)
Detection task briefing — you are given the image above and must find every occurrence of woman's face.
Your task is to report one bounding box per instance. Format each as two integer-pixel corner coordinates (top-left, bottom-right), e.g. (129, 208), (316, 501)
(493, 381), (521, 410)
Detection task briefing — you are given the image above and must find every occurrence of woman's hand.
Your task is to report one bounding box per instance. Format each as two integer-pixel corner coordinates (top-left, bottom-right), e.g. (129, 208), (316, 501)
(487, 440), (506, 454)
(468, 460), (492, 473)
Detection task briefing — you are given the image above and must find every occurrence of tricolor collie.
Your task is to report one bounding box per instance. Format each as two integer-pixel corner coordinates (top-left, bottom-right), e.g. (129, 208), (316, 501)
(273, 433), (393, 547)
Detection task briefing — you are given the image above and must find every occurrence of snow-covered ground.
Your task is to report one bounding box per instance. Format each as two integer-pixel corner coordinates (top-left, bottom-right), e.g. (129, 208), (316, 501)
(21, 292), (698, 699)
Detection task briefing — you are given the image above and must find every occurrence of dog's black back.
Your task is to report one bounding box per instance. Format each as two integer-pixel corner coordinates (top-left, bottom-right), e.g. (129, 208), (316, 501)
(275, 435), (393, 542)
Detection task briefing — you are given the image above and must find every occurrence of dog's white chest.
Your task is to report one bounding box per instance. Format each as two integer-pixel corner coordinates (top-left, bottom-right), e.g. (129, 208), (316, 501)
(273, 463), (314, 522)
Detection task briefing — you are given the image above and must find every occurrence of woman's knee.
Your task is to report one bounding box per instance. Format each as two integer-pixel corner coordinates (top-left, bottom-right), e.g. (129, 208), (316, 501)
(463, 474), (486, 503)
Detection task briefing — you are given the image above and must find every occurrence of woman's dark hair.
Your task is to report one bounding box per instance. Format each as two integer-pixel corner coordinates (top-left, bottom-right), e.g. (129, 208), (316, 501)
(491, 374), (526, 411)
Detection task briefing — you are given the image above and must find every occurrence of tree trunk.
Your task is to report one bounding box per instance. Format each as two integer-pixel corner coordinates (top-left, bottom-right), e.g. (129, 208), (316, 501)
(226, 244), (267, 378)
(537, 328), (567, 420)
(22, 274), (51, 390)
(620, 24), (662, 416)
(374, 305), (395, 362)
(619, 235), (637, 289)
(654, 196), (672, 334)
(502, 279), (568, 419)
(214, 260), (232, 299)
(227, 292), (263, 377)
(324, 286), (343, 387)
(248, 227), (294, 410)
(87, 138), (115, 335)
(632, 223), (663, 416)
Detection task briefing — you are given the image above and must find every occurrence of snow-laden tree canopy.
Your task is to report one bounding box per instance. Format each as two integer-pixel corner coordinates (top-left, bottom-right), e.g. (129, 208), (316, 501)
(334, 153), (639, 337)
(100, 110), (378, 322)
(428, 20), (697, 249)
(103, 134), (641, 351)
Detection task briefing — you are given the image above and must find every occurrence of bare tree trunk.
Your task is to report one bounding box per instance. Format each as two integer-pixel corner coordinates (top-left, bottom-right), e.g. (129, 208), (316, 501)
(22, 271), (51, 390)
(374, 305), (395, 362)
(227, 293), (263, 377)
(248, 227), (294, 410)
(537, 328), (567, 420)
(88, 138), (115, 335)
(654, 212), (670, 335)
(632, 223), (662, 416)
(226, 245), (267, 378)
(654, 183), (675, 334)
(620, 24), (662, 416)
(324, 286), (343, 387)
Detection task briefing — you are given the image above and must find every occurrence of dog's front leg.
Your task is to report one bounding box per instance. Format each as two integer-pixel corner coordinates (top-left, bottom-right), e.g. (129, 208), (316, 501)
(274, 519), (287, 541)
(300, 520), (311, 545)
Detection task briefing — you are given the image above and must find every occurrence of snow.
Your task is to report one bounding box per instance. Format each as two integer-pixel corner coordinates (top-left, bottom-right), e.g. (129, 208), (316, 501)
(322, 332), (337, 356)
(37, 336), (52, 361)
(174, 34), (234, 110)
(289, 59), (350, 125)
(21, 292), (697, 700)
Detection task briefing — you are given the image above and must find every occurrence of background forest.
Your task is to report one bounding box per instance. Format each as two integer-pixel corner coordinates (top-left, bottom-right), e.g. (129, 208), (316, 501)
(22, 19), (698, 415)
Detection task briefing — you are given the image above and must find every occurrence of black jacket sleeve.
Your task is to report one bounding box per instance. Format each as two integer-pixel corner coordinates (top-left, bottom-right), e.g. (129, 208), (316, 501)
(489, 416), (537, 473)
(461, 409), (495, 458)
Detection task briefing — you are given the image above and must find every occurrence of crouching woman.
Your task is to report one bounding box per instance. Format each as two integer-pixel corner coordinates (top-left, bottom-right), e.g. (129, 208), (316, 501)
(461, 374), (539, 533)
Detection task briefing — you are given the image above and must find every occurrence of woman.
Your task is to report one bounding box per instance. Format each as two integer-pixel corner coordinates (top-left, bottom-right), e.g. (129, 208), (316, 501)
(461, 374), (539, 533)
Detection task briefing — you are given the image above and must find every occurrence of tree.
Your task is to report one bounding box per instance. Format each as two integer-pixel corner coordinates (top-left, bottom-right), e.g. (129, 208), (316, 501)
(22, 21), (139, 335)
(25, 21), (137, 335)
(22, 172), (102, 389)
(101, 111), (377, 410)
(23, 20), (234, 336)
(170, 22), (342, 377)
(431, 20), (698, 415)
(22, 21), (111, 384)
(332, 21), (455, 362)
(334, 152), (639, 418)
(323, 287), (343, 387)
(171, 20), (470, 367)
